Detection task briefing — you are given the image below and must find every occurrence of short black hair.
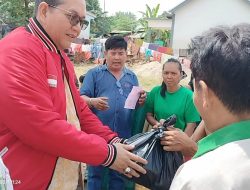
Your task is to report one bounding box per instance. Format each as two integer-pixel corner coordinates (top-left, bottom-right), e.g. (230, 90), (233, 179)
(34, 0), (63, 15)
(190, 23), (250, 114)
(105, 36), (127, 51)
(160, 58), (182, 97)
(79, 74), (85, 83)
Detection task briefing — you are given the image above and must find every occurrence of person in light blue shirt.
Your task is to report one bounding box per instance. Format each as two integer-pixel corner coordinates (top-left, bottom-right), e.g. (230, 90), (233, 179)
(0, 156), (13, 190)
(80, 36), (146, 190)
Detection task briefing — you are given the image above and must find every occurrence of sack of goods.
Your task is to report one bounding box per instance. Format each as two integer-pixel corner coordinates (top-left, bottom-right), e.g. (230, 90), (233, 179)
(125, 115), (183, 190)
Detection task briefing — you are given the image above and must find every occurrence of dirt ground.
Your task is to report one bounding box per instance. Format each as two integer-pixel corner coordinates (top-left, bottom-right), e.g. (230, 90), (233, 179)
(74, 61), (191, 92)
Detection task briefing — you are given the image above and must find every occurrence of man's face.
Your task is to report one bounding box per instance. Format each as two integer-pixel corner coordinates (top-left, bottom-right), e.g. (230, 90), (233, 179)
(105, 48), (127, 71)
(41, 0), (86, 50)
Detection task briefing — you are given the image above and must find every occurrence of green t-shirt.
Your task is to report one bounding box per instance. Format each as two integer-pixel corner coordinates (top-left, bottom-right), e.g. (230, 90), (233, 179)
(146, 86), (200, 131)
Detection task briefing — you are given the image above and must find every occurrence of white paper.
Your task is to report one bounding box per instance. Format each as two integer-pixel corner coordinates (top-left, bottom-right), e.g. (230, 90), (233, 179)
(124, 86), (142, 109)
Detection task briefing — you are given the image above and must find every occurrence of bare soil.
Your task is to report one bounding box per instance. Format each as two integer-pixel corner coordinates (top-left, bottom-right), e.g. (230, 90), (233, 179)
(74, 61), (191, 92)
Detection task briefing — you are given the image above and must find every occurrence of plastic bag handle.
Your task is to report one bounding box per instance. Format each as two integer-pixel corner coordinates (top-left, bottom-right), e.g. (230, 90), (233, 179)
(162, 114), (177, 128)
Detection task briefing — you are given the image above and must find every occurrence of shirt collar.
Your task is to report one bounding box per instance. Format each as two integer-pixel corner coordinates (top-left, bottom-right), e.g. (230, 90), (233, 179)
(27, 17), (58, 53)
(101, 64), (131, 75)
(194, 120), (250, 158)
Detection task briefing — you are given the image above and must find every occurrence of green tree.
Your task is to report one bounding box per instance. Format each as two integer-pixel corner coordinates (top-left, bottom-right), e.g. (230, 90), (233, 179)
(85, 0), (111, 36)
(86, 0), (102, 13)
(138, 4), (171, 45)
(0, 0), (34, 26)
(138, 4), (160, 42)
(158, 11), (172, 19)
(139, 3), (160, 19)
(110, 12), (137, 31)
(90, 15), (112, 37)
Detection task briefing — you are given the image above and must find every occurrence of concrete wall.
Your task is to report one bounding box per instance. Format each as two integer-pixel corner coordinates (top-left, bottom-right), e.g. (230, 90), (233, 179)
(147, 19), (172, 30)
(79, 13), (95, 39)
(172, 0), (250, 54)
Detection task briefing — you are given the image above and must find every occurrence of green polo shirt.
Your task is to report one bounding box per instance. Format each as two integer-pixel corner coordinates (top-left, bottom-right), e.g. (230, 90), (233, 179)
(194, 120), (250, 158)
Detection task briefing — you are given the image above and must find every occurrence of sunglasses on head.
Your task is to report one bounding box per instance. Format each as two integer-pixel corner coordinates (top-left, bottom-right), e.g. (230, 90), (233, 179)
(48, 4), (89, 30)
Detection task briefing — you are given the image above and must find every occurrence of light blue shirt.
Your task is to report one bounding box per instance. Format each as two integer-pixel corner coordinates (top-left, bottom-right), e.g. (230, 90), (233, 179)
(80, 65), (139, 138)
(0, 156), (13, 190)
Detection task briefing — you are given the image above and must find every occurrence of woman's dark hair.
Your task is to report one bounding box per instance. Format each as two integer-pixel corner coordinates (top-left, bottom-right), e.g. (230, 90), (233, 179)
(160, 58), (182, 97)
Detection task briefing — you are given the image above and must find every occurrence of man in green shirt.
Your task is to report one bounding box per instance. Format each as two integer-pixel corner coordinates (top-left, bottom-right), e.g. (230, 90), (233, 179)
(170, 24), (250, 190)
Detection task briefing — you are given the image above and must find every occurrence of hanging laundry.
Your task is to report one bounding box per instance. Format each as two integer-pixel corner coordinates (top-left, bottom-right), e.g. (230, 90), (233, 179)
(71, 43), (82, 54)
(135, 39), (143, 47)
(148, 43), (159, 51)
(157, 47), (168, 54)
(142, 42), (149, 49)
(145, 49), (152, 58)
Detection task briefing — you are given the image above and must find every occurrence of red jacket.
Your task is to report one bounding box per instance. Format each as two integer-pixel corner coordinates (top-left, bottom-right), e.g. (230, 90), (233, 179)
(0, 19), (118, 190)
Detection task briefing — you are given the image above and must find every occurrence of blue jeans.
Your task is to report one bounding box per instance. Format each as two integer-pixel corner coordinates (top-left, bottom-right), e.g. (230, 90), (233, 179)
(87, 165), (125, 190)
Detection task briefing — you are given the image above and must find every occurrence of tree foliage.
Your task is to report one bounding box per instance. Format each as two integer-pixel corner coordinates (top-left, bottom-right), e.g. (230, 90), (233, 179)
(138, 4), (171, 45)
(138, 4), (160, 31)
(158, 11), (172, 19)
(139, 4), (160, 19)
(110, 12), (137, 32)
(0, 0), (34, 26)
(85, 0), (138, 36)
(86, 0), (102, 12)
(85, 0), (112, 36)
(90, 15), (112, 37)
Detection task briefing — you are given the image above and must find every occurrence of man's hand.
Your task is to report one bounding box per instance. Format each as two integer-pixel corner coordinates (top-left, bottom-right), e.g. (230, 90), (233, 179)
(138, 90), (146, 105)
(109, 143), (147, 178)
(160, 126), (198, 157)
(91, 97), (109, 110)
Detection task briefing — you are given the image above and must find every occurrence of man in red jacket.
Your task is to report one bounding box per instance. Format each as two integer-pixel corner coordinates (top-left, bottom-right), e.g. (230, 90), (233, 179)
(0, 0), (147, 189)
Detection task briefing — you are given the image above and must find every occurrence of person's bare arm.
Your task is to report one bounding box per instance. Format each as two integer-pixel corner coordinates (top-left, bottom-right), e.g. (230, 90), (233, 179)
(146, 112), (160, 126)
(137, 90), (146, 105)
(81, 95), (109, 110)
(184, 123), (196, 137)
(161, 127), (198, 157)
(191, 120), (206, 142)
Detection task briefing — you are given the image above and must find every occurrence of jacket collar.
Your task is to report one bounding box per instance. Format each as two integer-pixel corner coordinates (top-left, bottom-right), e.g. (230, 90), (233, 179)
(27, 17), (58, 53)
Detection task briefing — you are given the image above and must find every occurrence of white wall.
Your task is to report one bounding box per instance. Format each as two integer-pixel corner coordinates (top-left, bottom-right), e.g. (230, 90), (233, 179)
(78, 14), (94, 39)
(147, 19), (172, 30)
(172, 0), (250, 52)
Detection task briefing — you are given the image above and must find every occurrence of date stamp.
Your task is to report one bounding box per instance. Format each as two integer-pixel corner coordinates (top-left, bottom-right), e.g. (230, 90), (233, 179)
(11, 179), (21, 185)
(0, 179), (21, 185)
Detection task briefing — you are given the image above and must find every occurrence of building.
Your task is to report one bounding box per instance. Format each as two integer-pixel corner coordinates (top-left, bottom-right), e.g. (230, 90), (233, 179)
(146, 18), (172, 30)
(78, 11), (96, 40)
(170, 0), (250, 57)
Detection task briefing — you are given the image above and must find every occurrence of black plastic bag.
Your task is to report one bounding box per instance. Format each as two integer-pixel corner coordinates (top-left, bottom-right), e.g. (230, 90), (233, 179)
(125, 115), (183, 190)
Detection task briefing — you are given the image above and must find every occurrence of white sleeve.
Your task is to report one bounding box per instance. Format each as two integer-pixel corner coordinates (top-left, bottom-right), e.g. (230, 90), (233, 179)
(0, 157), (13, 190)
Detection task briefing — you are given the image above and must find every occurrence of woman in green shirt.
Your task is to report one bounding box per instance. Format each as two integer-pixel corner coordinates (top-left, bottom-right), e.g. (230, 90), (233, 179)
(146, 58), (200, 137)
